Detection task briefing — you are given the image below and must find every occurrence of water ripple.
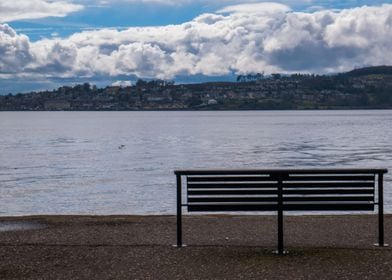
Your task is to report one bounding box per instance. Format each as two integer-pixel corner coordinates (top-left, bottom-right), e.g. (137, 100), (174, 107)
(0, 110), (391, 215)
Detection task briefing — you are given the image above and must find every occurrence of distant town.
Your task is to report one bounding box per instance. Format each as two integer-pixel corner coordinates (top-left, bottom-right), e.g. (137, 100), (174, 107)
(1, 66), (392, 111)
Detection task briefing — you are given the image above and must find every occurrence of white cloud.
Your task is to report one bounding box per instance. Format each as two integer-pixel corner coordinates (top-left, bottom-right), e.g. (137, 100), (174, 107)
(2, 4), (392, 79)
(217, 2), (291, 14)
(0, 0), (83, 23)
(0, 24), (33, 73)
(112, 80), (133, 87)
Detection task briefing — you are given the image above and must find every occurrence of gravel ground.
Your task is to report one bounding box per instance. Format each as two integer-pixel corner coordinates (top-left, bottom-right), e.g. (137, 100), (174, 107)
(0, 214), (391, 279)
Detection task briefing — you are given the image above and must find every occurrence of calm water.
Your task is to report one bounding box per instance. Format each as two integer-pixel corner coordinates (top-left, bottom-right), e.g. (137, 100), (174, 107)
(0, 110), (391, 215)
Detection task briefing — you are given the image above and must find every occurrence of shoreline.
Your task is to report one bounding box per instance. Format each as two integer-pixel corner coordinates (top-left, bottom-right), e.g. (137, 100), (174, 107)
(0, 212), (389, 217)
(2, 108), (392, 112)
(0, 213), (388, 223)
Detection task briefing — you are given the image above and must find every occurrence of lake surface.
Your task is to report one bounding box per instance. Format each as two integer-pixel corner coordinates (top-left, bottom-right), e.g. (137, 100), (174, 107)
(0, 110), (391, 215)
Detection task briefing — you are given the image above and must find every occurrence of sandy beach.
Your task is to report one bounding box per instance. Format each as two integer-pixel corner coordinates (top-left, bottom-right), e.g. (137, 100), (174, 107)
(0, 214), (391, 279)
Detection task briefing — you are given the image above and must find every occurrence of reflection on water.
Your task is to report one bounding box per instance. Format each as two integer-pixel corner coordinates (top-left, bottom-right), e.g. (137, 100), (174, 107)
(0, 110), (391, 215)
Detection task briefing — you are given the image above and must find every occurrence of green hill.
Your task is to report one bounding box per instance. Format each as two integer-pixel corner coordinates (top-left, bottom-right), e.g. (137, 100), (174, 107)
(344, 66), (392, 77)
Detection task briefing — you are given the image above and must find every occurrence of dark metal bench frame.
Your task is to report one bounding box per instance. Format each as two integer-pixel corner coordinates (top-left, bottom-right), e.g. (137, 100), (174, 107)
(175, 168), (388, 254)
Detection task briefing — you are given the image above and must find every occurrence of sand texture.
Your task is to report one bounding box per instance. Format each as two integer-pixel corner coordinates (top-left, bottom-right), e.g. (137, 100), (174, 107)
(0, 214), (391, 279)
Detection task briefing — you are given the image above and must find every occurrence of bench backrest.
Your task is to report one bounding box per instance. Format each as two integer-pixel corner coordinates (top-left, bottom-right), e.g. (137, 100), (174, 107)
(181, 170), (383, 212)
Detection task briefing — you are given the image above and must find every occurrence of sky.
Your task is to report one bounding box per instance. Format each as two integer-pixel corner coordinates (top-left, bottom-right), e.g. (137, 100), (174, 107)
(0, 0), (392, 94)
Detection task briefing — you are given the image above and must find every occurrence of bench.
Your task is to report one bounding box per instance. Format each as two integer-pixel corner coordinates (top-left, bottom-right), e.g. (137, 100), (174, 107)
(174, 169), (388, 254)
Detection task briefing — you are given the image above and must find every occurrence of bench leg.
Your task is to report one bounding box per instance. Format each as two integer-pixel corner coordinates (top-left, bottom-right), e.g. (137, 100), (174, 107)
(274, 179), (287, 255)
(176, 209), (182, 247)
(375, 173), (388, 247)
(277, 207), (284, 254)
(175, 174), (183, 248)
(273, 208), (287, 255)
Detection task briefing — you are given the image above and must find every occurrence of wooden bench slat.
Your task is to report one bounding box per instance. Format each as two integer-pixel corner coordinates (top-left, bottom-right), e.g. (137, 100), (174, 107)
(188, 196), (374, 203)
(188, 182), (375, 189)
(176, 169), (387, 175)
(188, 196), (278, 203)
(282, 182), (374, 188)
(187, 189), (277, 195)
(187, 203), (375, 212)
(188, 204), (278, 212)
(283, 189), (374, 195)
(187, 176), (274, 182)
(286, 175), (375, 181)
(188, 201), (374, 206)
(283, 204), (375, 211)
(188, 183), (278, 188)
(188, 188), (374, 195)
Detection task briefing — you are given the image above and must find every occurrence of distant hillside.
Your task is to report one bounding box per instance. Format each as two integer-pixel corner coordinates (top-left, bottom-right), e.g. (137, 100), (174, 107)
(344, 66), (392, 77)
(1, 66), (392, 111)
